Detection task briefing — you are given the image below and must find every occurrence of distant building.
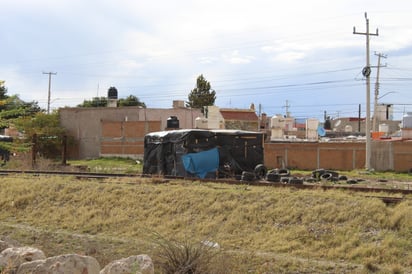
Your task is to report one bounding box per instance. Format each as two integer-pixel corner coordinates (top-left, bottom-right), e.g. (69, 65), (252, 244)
(59, 100), (202, 159)
(195, 105), (259, 131)
(330, 117), (400, 136)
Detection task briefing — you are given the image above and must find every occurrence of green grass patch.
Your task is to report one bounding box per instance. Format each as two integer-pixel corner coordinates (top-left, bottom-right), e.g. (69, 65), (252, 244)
(68, 157), (142, 173)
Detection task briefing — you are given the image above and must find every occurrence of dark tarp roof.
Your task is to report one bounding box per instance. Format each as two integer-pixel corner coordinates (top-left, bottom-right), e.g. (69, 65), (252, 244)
(143, 129), (264, 178)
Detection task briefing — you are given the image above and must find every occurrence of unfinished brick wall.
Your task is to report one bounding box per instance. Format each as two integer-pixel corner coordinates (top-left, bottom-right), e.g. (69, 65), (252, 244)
(393, 141), (412, 172)
(264, 141), (412, 172)
(265, 142), (365, 171)
(100, 120), (161, 157)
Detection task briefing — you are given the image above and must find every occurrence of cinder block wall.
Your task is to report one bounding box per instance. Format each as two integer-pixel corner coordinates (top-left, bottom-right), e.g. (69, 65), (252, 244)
(264, 142), (365, 171)
(100, 120), (161, 157)
(60, 107), (202, 159)
(264, 140), (412, 172)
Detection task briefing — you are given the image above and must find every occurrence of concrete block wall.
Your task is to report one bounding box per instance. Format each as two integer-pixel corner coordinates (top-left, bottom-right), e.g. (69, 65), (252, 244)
(264, 140), (412, 172)
(59, 106), (202, 159)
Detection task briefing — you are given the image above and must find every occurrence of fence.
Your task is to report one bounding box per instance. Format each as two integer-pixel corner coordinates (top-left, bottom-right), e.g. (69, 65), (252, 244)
(264, 140), (412, 172)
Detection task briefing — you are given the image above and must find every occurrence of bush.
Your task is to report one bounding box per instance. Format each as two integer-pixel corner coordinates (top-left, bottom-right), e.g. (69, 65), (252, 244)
(151, 232), (221, 274)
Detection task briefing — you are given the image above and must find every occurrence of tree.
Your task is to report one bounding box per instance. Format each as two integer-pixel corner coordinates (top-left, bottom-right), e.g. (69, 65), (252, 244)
(186, 74), (216, 114)
(0, 82), (41, 130)
(13, 111), (67, 158)
(77, 97), (108, 107)
(0, 80), (7, 100)
(118, 95), (146, 107)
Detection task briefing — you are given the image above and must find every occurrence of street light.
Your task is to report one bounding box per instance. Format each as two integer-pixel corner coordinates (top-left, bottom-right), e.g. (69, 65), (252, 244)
(378, 91), (397, 100)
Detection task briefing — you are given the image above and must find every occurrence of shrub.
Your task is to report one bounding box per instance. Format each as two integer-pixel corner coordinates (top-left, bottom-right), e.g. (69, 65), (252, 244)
(150, 232), (221, 274)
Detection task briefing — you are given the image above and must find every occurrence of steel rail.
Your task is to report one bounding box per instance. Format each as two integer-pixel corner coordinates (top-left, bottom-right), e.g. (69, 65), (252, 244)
(1, 169), (410, 203)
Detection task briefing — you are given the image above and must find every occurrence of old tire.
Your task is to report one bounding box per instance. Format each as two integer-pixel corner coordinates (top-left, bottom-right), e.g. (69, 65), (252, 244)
(266, 173), (280, 182)
(320, 172), (333, 181)
(241, 171), (255, 182)
(288, 177), (304, 184)
(278, 168), (290, 177)
(254, 164), (267, 179)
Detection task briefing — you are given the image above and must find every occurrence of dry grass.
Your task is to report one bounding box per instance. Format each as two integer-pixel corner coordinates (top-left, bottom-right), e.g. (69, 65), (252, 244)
(1, 174), (412, 273)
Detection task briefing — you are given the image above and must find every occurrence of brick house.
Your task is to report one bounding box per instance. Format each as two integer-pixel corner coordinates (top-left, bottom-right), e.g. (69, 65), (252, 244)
(196, 105), (259, 131)
(59, 102), (202, 159)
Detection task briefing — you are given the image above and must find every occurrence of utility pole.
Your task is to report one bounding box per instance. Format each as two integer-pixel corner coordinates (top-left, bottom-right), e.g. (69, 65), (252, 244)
(43, 72), (57, 114)
(372, 52), (387, 132)
(353, 12), (379, 170)
(283, 100), (291, 117)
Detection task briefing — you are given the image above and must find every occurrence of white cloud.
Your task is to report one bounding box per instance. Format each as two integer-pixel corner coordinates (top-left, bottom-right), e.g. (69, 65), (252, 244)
(199, 57), (218, 64)
(272, 51), (306, 63)
(223, 50), (255, 64)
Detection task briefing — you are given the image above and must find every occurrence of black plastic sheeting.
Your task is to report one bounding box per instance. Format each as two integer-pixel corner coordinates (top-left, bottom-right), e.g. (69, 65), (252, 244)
(0, 135), (13, 164)
(143, 129), (264, 178)
(0, 135), (13, 142)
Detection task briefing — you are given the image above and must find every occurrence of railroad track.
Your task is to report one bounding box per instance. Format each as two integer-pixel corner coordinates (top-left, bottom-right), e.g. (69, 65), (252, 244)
(1, 169), (410, 204)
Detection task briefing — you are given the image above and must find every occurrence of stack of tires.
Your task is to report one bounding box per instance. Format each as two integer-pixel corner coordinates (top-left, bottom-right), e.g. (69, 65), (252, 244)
(311, 168), (346, 182)
(240, 164), (268, 182)
(265, 168), (303, 184)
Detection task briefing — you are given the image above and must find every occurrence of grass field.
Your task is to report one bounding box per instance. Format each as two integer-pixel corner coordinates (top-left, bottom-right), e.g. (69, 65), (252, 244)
(1, 166), (412, 273)
(1, 157), (412, 273)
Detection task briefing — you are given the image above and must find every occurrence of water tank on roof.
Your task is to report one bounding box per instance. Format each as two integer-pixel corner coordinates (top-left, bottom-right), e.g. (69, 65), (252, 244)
(306, 118), (319, 130)
(271, 115), (284, 128)
(403, 112), (412, 129)
(379, 123), (389, 134)
(167, 116), (179, 129)
(344, 125), (353, 132)
(195, 117), (208, 129)
(107, 87), (118, 99)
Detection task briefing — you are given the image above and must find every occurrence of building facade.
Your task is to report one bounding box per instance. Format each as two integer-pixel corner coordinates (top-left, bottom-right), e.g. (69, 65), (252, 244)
(59, 105), (202, 159)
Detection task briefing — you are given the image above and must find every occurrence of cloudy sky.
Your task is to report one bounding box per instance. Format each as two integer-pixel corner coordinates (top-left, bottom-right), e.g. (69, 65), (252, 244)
(2, 0), (412, 120)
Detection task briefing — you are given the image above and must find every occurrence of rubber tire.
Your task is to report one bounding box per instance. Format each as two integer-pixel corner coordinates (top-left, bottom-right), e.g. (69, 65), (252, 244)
(267, 169), (279, 175)
(254, 164), (267, 179)
(280, 177), (290, 184)
(288, 177), (303, 184)
(278, 168), (290, 177)
(338, 175), (348, 181)
(266, 173), (280, 182)
(312, 168), (326, 179)
(320, 172), (333, 181)
(241, 171), (255, 182)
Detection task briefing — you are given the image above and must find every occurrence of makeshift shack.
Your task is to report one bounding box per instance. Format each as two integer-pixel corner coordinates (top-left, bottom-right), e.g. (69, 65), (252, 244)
(143, 129), (264, 178)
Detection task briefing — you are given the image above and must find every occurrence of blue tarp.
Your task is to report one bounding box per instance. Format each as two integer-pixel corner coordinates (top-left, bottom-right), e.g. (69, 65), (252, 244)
(182, 147), (219, 178)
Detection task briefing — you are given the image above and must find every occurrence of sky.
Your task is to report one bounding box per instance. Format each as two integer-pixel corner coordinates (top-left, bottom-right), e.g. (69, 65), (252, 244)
(2, 0), (412, 121)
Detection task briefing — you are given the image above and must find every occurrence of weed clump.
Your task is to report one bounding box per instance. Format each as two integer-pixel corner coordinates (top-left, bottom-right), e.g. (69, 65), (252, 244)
(150, 232), (227, 274)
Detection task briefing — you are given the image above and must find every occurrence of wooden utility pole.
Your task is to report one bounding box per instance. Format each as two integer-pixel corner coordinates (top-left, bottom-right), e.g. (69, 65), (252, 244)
(43, 72), (57, 114)
(353, 12), (379, 170)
